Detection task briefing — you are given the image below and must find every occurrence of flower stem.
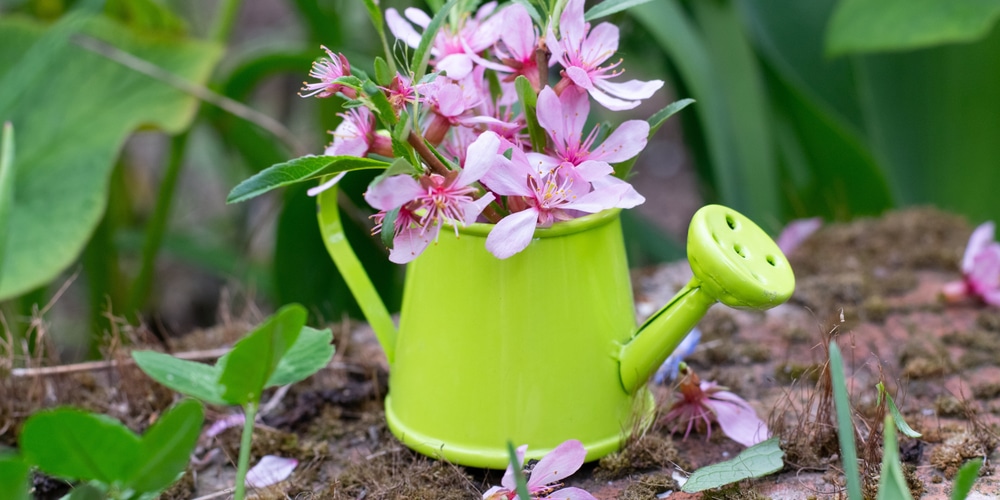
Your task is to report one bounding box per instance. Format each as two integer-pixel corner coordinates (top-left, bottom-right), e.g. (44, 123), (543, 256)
(407, 130), (450, 176)
(233, 401), (258, 500)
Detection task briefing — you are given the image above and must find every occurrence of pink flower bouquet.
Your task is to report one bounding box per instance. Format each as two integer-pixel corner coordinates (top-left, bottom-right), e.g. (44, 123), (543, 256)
(229, 0), (691, 263)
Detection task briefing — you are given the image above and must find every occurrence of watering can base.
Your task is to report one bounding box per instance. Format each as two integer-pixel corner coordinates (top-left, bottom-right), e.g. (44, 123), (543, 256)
(384, 392), (657, 469)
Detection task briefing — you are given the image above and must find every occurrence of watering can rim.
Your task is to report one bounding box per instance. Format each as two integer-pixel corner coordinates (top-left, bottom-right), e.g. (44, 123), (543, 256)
(449, 208), (622, 238)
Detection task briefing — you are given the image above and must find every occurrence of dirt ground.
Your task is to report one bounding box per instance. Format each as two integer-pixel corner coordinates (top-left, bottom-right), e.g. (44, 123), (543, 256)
(4, 206), (1000, 499)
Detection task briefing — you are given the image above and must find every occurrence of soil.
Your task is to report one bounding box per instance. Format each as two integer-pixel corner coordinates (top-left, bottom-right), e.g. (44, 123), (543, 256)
(3, 206), (1000, 499)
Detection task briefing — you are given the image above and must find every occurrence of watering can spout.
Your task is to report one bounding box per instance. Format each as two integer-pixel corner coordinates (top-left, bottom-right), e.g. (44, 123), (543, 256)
(618, 205), (795, 394)
(317, 185), (399, 363)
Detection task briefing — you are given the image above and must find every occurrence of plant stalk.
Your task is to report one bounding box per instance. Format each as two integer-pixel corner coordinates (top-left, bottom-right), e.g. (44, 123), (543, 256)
(210, 0), (244, 43)
(233, 401), (258, 500)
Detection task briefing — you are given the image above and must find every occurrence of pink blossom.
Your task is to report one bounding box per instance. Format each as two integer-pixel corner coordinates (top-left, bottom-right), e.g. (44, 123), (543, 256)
(245, 455), (297, 488)
(481, 137), (639, 259)
(365, 133), (500, 263)
(299, 46), (354, 99)
(386, 3), (503, 80)
(663, 365), (769, 448)
(774, 217), (822, 255)
(324, 107), (391, 158)
(490, 3), (541, 89)
(546, 0), (663, 110)
(482, 440), (597, 500)
(943, 221), (1000, 306)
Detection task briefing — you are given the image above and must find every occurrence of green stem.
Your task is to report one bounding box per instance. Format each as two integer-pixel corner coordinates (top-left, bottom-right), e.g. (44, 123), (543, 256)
(233, 401), (258, 500)
(128, 133), (188, 317)
(210, 0), (244, 43)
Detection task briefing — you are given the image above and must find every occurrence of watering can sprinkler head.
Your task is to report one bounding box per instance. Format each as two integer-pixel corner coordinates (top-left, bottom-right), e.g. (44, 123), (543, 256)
(618, 205), (795, 393)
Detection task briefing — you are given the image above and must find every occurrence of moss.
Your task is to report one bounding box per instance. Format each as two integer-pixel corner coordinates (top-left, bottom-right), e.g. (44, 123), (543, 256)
(327, 448), (479, 499)
(773, 363), (823, 385)
(930, 432), (992, 479)
(595, 433), (681, 480)
(619, 474), (678, 500)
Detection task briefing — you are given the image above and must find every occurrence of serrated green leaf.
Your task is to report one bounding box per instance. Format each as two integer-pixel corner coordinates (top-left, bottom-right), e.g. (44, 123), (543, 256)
(829, 342), (863, 500)
(412, 0), (460, 82)
(226, 155), (388, 204)
(0, 16), (221, 300)
(219, 304), (307, 404)
(614, 98), (694, 179)
(127, 399), (204, 493)
(877, 382), (921, 438)
(585, 0), (655, 21)
(0, 453), (30, 500)
(952, 458), (983, 500)
(514, 75), (546, 152)
(266, 326), (335, 386)
(20, 408), (142, 484)
(877, 415), (914, 500)
(682, 437), (783, 492)
(827, 0), (1000, 56)
(132, 350), (228, 405)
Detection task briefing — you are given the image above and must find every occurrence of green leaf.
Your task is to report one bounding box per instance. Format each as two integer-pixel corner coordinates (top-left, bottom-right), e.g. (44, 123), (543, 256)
(877, 382), (921, 438)
(507, 441), (532, 500)
(20, 408), (142, 484)
(412, 0), (460, 82)
(681, 437), (784, 492)
(0, 123), (14, 291)
(132, 350), (227, 406)
(0, 453), (30, 500)
(266, 326), (336, 387)
(226, 155), (388, 204)
(952, 458), (983, 500)
(374, 57), (392, 86)
(877, 416), (914, 500)
(514, 75), (546, 152)
(127, 399), (204, 493)
(219, 304), (307, 404)
(0, 16), (221, 300)
(827, 0), (1000, 56)
(613, 98), (694, 179)
(585, 0), (655, 21)
(363, 79), (397, 127)
(63, 483), (105, 500)
(829, 342), (863, 500)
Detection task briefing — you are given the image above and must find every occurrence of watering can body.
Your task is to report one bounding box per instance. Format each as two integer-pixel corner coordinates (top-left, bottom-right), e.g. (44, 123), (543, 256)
(318, 184), (795, 469)
(388, 209), (649, 468)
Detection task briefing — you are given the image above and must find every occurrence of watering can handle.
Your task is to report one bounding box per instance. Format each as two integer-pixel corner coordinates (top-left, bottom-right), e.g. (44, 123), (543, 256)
(317, 184), (398, 363)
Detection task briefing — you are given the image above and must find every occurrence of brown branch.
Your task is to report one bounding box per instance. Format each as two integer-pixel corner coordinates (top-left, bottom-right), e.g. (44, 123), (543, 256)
(407, 130), (450, 176)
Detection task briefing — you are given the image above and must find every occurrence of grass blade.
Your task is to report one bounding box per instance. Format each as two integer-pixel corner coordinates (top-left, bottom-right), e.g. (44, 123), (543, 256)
(829, 341), (863, 500)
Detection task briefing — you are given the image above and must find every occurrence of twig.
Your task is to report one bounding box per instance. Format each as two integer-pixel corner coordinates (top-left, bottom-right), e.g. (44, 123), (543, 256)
(72, 35), (305, 156)
(190, 487), (235, 500)
(406, 130), (450, 176)
(10, 347), (231, 377)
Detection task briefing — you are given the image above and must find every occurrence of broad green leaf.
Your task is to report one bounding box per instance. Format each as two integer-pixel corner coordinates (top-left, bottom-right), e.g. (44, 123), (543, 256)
(855, 28), (1000, 225)
(827, 0), (1000, 56)
(631, 1), (777, 223)
(0, 453), (30, 500)
(104, 0), (187, 35)
(226, 155), (388, 204)
(952, 458), (983, 500)
(374, 57), (392, 86)
(0, 123), (13, 291)
(515, 76), (546, 153)
(585, 0), (655, 21)
(877, 382), (921, 438)
(132, 350), (227, 406)
(613, 98), (694, 179)
(829, 342), (863, 500)
(412, 0), (460, 82)
(877, 416), (914, 500)
(20, 408), (141, 484)
(219, 304), (307, 404)
(0, 16), (221, 300)
(64, 483), (105, 500)
(267, 326), (335, 387)
(128, 399), (204, 493)
(681, 437), (783, 492)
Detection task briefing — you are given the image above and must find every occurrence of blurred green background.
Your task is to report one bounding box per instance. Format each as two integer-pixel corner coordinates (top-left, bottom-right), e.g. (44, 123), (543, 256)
(1, 0), (998, 360)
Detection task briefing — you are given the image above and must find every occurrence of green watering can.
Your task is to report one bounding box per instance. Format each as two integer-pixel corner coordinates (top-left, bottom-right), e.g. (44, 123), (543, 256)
(318, 187), (794, 469)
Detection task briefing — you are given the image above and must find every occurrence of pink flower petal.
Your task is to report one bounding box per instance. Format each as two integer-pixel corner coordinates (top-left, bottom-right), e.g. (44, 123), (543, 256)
(501, 444), (529, 490)
(388, 224), (437, 264)
(548, 487), (599, 500)
(559, 0), (586, 51)
(436, 54), (474, 80)
(968, 245), (1000, 298)
(593, 77), (663, 101)
(458, 132), (501, 186)
(525, 152), (561, 176)
(501, 4), (535, 61)
(573, 160), (614, 182)
(461, 193), (496, 225)
(385, 8), (422, 48)
(204, 414), (245, 439)
(590, 175), (644, 208)
(590, 120), (649, 163)
(775, 217), (823, 255)
(364, 175), (423, 211)
(480, 154), (534, 197)
(579, 22), (619, 65)
(527, 439), (587, 489)
(404, 7), (431, 28)
(486, 208), (539, 259)
(245, 455), (297, 488)
(706, 391), (769, 447)
(964, 222), (996, 272)
(306, 171), (347, 197)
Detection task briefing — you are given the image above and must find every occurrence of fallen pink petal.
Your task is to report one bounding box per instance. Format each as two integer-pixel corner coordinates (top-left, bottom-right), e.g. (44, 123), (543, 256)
(245, 455), (298, 488)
